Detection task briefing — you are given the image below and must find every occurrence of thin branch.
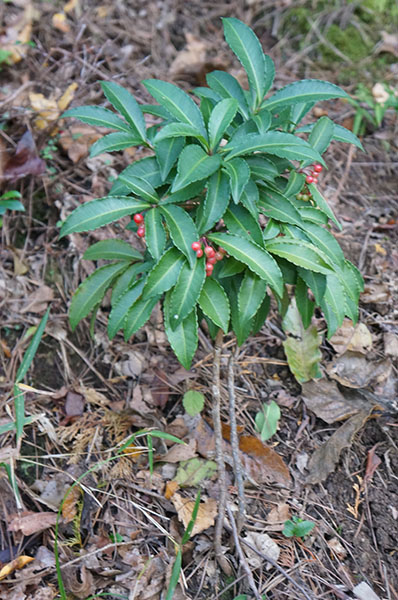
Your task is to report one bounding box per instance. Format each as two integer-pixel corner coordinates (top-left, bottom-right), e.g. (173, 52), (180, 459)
(227, 346), (245, 533)
(212, 329), (231, 575)
(226, 503), (262, 600)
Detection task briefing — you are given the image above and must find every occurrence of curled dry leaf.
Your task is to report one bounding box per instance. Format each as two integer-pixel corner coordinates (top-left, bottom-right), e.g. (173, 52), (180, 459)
(20, 285), (54, 314)
(169, 32), (207, 77)
(58, 124), (102, 163)
(306, 409), (373, 484)
(0, 555), (35, 581)
(384, 332), (398, 358)
(52, 12), (70, 33)
(30, 83), (78, 129)
(172, 492), (217, 536)
(158, 438), (197, 463)
(327, 537), (347, 560)
(1, 130), (46, 182)
(329, 319), (373, 356)
(266, 503), (291, 531)
(62, 486), (81, 523)
(375, 31), (398, 57)
(8, 511), (57, 535)
(326, 351), (392, 389)
(63, 566), (95, 600)
(361, 282), (390, 304)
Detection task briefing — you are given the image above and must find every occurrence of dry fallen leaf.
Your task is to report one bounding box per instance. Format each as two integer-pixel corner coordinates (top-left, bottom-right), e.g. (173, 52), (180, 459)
(326, 351), (392, 389)
(8, 511), (57, 535)
(0, 2), (34, 64)
(172, 492), (217, 536)
(243, 531), (280, 569)
(58, 124), (102, 163)
(169, 33), (207, 77)
(353, 581), (381, 600)
(52, 12), (70, 33)
(384, 332), (398, 358)
(301, 378), (371, 423)
(158, 438), (197, 463)
(327, 537), (347, 560)
(62, 486), (81, 523)
(361, 282), (390, 304)
(375, 31), (398, 57)
(164, 480), (179, 500)
(306, 410), (372, 484)
(21, 285), (54, 314)
(30, 83), (78, 130)
(62, 566), (95, 599)
(0, 555), (35, 580)
(329, 320), (373, 355)
(266, 503), (291, 531)
(1, 130), (46, 182)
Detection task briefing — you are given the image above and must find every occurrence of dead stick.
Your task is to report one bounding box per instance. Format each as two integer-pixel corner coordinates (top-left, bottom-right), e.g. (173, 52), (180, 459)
(227, 347), (245, 533)
(226, 503), (262, 600)
(212, 329), (231, 575)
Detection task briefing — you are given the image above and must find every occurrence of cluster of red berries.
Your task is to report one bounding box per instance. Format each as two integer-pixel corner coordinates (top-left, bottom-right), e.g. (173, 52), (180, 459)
(133, 213), (145, 238)
(304, 163), (323, 185)
(191, 241), (226, 276)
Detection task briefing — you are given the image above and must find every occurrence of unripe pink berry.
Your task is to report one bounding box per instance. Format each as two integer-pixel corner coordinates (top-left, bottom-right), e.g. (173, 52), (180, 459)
(196, 248), (203, 258)
(306, 175), (314, 184)
(205, 246), (216, 258)
(191, 241), (201, 251)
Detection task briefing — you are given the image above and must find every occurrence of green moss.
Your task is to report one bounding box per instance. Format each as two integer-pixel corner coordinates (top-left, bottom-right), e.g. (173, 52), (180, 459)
(322, 25), (370, 62)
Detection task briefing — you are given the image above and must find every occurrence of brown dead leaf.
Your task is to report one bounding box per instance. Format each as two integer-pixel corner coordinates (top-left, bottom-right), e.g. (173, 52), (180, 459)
(0, 555), (35, 580)
(306, 410), (372, 484)
(172, 493), (217, 536)
(266, 503), (291, 531)
(384, 332), (398, 358)
(165, 480), (179, 500)
(62, 486), (81, 523)
(21, 285), (54, 314)
(63, 566), (94, 599)
(301, 378), (370, 423)
(1, 130), (46, 182)
(158, 438), (197, 463)
(58, 124), (101, 163)
(30, 83), (78, 130)
(169, 33), (207, 77)
(243, 531), (280, 569)
(361, 282), (390, 304)
(329, 320), (373, 355)
(326, 351), (392, 389)
(0, 2), (34, 64)
(64, 0), (80, 13)
(8, 511), (57, 535)
(364, 445), (382, 483)
(64, 390), (85, 417)
(327, 537), (347, 560)
(192, 417), (291, 487)
(122, 443), (143, 462)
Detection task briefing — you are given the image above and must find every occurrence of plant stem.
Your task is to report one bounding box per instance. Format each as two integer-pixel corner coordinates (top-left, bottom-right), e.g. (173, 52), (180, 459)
(212, 328), (231, 575)
(227, 347), (245, 533)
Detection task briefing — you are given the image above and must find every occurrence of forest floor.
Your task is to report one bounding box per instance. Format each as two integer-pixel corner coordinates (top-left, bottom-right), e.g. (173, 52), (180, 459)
(1, 1), (398, 599)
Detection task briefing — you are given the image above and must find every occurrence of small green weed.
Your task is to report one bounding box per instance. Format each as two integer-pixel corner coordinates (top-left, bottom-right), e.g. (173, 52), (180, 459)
(283, 515), (315, 538)
(254, 400), (280, 441)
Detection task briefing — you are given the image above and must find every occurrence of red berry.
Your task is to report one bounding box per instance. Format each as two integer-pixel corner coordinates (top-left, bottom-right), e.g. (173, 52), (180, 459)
(191, 241), (201, 251)
(137, 226), (145, 238)
(312, 177), (318, 184)
(205, 246), (216, 258)
(215, 251), (224, 261)
(314, 164), (323, 173)
(133, 213), (144, 224)
(205, 262), (214, 273)
(305, 175), (314, 184)
(218, 247), (227, 254)
(207, 256), (217, 264)
(196, 248), (203, 258)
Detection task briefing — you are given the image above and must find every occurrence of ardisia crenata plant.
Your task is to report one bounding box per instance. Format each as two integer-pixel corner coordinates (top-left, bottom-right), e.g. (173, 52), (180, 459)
(60, 17), (364, 369)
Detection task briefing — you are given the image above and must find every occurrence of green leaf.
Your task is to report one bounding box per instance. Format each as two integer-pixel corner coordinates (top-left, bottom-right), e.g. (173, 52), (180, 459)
(295, 277), (315, 329)
(297, 268), (326, 305)
(297, 122), (364, 151)
(169, 259), (206, 327)
(284, 171), (306, 198)
(262, 79), (348, 112)
(63, 105), (132, 132)
(222, 17), (266, 109)
(263, 218), (280, 241)
(69, 262), (128, 330)
(224, 204), (263, 247)
(223, 158), (250, 204)
(259, 189), (304, 228)
(183, 390), (205, 416)
(206, 70), (249, 119)
(263, 54), (275, 95)
(223, 131), (324, 164)
(145, 208), (166, 260)
(255, 400), (281, 442)
(196, 170), (230, 235)
(217, 256), (246, 278)
(111, 262), (151, 304)
(143, 247), (185, 298)
(16, 307), (50, 384)
(118, 174), (159, 203)
(110, 157), (162, 195)
(291, 102), (316, 127)
(101, 81), (147, 141)
(252, 108), (272, 134)
(208, 232), (283, 296)
(308, 116), (334, 156)
(59, 197), (150, 237)
(198, 277), (230, 333)
(283, 517), (315, 538)
(83, 239), (143, 261)
(240, 179), (260, 221)
(238, 270), (267, 322)
(321, 274), (346, 332)
(300, 221), (345, 268)
(175, 457), (217, 487)
(164, 292), (198, 370)
(266, 238), (335, 275)
(340, 259), (363, 302)
(143, 79), (207, 137)
(251, 294), (271, 335)
(108, 279), (146, 339)
(162, 180), (205, 205)
(154, 122), (207, 146)
(160, 204), (198, 267)
(208, 98), (238, 150)
(0, 199), (25, 213)
(282, 298), (322, 382)
(299, 206), (328, 225)
(228, 276), (254, 346)
(124, 294), (160, 340)
(89, 132), (143, 157)
(308, 184), (341, 230)
(155, 136), (185, 181)
(172, 144), (221, 192)
(245, 156), (278, 181)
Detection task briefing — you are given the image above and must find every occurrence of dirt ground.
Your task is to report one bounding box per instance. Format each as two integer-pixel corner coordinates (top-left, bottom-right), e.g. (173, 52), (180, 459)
(1, 1), (398, 599)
